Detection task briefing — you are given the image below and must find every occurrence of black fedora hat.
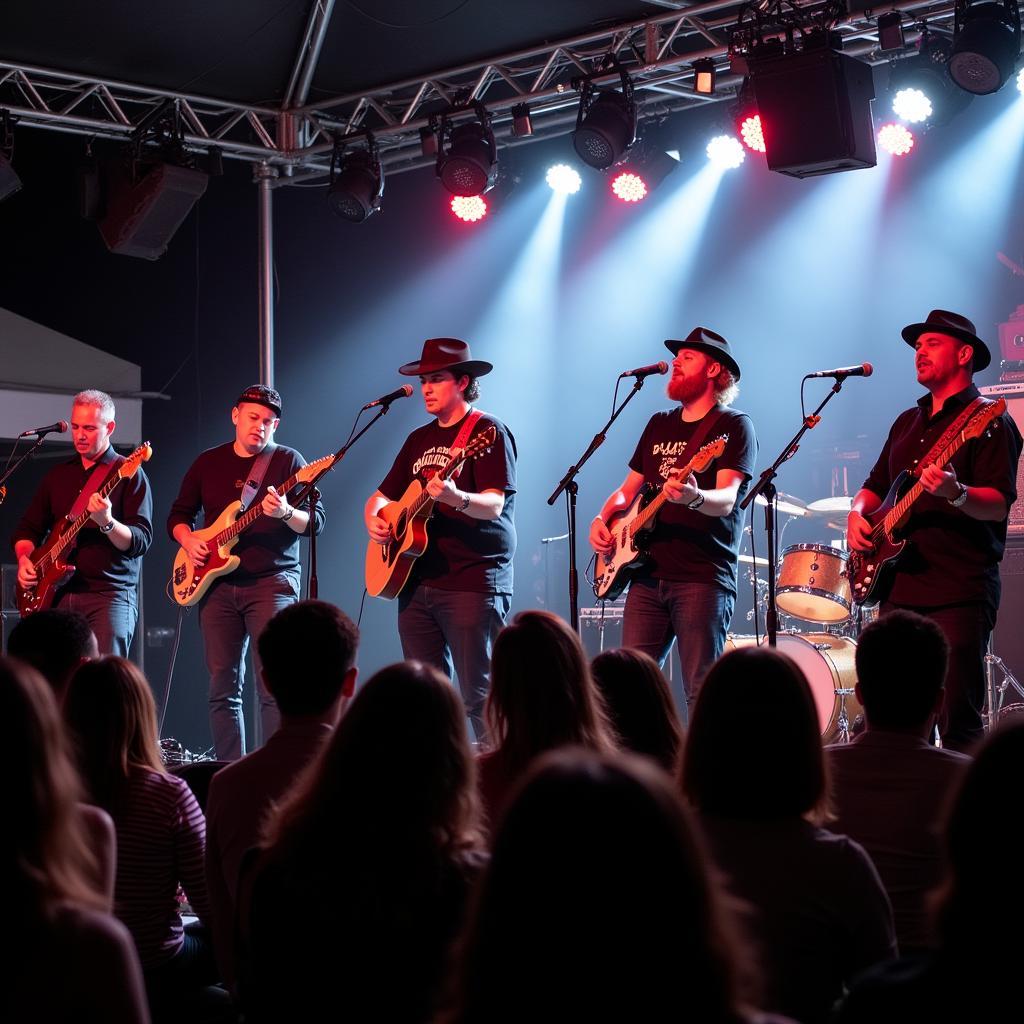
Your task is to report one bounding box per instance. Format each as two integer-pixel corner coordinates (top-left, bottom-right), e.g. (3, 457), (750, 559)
(398, 338), (493, 377)
(665, 327), (742, 380)
(901, 310), (992, 372)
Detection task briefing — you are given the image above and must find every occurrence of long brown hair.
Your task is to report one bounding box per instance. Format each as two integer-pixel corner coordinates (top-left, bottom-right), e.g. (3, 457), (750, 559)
(485, 610), (617, 780)
(63, 656), (165, 811)
(2, 657), (103, 920)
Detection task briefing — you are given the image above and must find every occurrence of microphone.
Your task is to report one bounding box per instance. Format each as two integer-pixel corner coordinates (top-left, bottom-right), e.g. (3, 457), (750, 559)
(363, 384), (414, 409)
(620, 361), (669, 379)
(19, 420), (69, 437)
(806, 363), (874, 380)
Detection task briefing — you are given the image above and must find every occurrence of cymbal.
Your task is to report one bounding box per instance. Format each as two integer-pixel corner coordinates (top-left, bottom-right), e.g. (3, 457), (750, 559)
(738, 553), (769, 567)
(754, 492), (808, 518)
(807, 496), (854, 514)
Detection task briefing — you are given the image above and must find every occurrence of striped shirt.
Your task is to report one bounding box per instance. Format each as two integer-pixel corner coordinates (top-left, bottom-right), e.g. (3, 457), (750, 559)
(112, 768), (211, 968)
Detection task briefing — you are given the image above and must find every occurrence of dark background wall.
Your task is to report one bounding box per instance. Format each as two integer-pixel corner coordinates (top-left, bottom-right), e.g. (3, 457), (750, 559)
(3, 85), (1023, 749)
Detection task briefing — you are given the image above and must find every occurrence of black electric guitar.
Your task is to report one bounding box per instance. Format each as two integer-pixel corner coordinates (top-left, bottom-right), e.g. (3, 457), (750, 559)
(593, 435), (729, 601)
(848, 398), (1006, 605)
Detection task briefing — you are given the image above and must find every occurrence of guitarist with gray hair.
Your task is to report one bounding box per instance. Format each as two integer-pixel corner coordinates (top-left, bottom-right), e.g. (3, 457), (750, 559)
(589, 328), (757, 718)
(848, 310), (1022, 751)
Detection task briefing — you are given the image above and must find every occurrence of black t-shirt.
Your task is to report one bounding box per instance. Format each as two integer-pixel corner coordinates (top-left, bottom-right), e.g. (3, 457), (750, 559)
(627, 406), (757, 593)
(167, 442), (326, 584)
(862, 384), (1022, 609)
(378, 411), (517, 594)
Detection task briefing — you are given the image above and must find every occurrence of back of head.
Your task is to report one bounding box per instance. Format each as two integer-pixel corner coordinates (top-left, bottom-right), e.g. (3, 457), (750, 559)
(257, 599), (359, 717)
(1, 656), (99, 918)
(855, 610), (949, 730)
(487, 610), (615, 771)
(444, 748), (748, 1023)
(63, 657), (164, 809)
(263, 660), (480, 870)
(7, 610), (98, 697)
(590, 647), (683, 771)
(682, 646), (827, 821)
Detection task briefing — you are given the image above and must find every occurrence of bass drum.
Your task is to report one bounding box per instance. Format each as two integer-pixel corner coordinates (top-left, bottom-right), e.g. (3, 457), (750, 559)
(725, 633), (861, 743)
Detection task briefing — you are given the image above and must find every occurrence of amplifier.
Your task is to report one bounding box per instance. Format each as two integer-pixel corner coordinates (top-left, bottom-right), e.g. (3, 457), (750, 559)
(980, 385), (1024, 536)
(994, 542), (1024, 685)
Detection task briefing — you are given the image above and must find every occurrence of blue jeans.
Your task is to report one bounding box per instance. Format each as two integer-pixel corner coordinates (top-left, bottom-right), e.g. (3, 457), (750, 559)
(199, 572), (299, 761)
(622, 578), (735, 718)
(397, 585), (511, 742)
(55, 588), (138, 657)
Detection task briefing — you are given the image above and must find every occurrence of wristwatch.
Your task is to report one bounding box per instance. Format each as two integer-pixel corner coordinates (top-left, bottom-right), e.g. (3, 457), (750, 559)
(99, 519), (116, 534)
(949, 483), (969, 508)
(686, 490), (706, 510)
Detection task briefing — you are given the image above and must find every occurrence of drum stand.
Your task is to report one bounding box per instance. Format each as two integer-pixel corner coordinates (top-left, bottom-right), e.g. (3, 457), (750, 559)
(984, 640), (1024, 730)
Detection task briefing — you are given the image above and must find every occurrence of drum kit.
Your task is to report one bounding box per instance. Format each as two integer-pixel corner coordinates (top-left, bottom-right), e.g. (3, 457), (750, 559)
(735, 492), (867, 743)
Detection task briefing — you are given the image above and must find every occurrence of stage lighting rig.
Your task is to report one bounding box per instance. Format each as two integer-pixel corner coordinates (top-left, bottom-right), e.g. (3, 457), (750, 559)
(889, 29), (974, 125)
(949, 0), (1021, 95)
(572, 56), (637, 170)
(436, 102), (498, 197)
(328, 134), (384, 222)
(729, 0), (875, 177)
(693, 58), (718, 95)
(0, 112), (21, 202)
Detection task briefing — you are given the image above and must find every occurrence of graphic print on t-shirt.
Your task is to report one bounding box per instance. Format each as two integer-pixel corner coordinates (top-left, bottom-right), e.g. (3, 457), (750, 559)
(412, 445), (464, 480)
(652, 439), (689, 480)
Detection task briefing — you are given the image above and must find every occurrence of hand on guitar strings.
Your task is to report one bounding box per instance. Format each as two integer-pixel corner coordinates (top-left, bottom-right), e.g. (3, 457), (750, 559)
(919, 462), (960, 501)
(16, 555), (38, 588)
(262, 485), (293, 520)
(846, 511), (874, 552)
(589, 517), (614, 556)
(87, 492), (114, 529)
(663, 471), (700, 506)
(367, 515), (392, 545)
(425, 474), (459, 505)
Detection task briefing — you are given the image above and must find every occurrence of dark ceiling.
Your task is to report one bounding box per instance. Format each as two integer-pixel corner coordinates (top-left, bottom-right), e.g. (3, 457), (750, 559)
(0, 1), (658, 106)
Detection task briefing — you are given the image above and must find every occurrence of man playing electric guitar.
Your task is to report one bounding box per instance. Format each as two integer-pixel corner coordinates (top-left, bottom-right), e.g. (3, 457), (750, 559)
(364, 338), (517, 742)
(848, 310), (1022, 752)
(589, 328), (757, 717)
(167, 385), (326, 761)
(12, 389), (153, 656)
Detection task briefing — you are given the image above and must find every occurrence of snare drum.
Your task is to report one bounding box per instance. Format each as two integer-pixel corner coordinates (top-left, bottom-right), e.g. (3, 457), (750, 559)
(725, 633), (861, 742)
(776, 543), (852, 624)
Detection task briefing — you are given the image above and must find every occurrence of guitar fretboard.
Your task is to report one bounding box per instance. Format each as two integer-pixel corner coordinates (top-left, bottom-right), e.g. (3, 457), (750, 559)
(215, 469), (303, 546)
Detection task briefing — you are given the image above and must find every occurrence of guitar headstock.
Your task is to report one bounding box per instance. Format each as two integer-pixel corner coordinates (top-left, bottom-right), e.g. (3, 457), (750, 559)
(120, 442), (153, 479)
(296, 454), (336, 483)
(690, 434), (729, 473)
(964, 398), (1005, 440)
(463, 425), (497, 460)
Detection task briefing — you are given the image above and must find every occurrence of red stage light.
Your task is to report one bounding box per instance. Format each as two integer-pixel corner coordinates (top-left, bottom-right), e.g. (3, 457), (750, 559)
(611, 171), (647, 202)
(877, 122), (915, 157)
(739, 114), (766, 153)
(450, 195), (488, 222)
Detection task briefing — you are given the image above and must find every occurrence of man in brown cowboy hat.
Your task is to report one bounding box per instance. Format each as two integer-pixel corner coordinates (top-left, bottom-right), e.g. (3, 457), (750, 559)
(589, 327), (758, 716)
(848, 310), (1022, 751)
(364, 338), (517, 740)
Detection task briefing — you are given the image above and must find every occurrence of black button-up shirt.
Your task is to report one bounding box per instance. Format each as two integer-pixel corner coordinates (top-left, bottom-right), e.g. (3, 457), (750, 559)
(11, 444), (154, 595)
(862, 384), (1022, 609)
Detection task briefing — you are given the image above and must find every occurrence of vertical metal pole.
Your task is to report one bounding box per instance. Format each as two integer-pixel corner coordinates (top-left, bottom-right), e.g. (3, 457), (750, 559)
(256, 163), (277, 386)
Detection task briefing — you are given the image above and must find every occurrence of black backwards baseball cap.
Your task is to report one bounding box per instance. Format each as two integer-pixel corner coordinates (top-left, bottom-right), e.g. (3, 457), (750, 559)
(235, 384), (282, 417)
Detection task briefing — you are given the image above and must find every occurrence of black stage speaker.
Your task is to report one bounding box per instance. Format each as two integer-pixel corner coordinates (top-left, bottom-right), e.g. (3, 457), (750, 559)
(981, 384), (1024, 537)
(994, 541), (1024, 686)
(99, 163), (208, 260)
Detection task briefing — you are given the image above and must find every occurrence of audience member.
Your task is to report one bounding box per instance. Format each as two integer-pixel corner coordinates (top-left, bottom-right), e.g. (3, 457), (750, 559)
(440, 748), (793, 1024)
(204, 599), (358, 988)
(681, 646), (897, 1024)
(2, 655), (150, 1023)
(837, 721), (1024, 1021)
(236, 661), (485, 1024)
(63, 657), (217, 1013)
(479, 609), (617, 821)
(591, 646), (683, 772)
(826, 610), (970, 953)
(7, 607), (98, 699)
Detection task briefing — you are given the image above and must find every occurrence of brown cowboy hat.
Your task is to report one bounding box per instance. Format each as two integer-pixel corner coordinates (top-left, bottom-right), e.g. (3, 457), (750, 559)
(664, 327), (742, 380)
(901, 310), (992, 372)
(398, 337), (493, 377)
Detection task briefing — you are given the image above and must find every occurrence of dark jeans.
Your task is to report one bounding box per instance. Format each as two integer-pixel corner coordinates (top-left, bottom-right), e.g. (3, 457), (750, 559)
(55, 587), (138, 656)
(622, 578), (735, 719)
(199, 573), (300, 761)
(882, 600), (995, 753)
(397, 584), (511, 742)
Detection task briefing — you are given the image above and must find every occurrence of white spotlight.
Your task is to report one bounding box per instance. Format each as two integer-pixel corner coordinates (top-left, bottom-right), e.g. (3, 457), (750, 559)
(706, 135), (745, 170)
(546, 164), (582, 194)
(892, 87), (933, 123)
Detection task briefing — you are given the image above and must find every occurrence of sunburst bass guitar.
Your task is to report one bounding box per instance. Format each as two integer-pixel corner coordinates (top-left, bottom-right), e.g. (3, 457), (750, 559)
(366, 426), (496, 599)
(17, 442), (153, 616)
(171, 454), (335, 607)
(593, 434), (729, 602)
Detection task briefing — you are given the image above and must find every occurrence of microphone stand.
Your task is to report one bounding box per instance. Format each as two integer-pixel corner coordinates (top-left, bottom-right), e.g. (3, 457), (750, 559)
(305, 487), (321, 599)
(0, 434), (50, 507)
(548, 376), (650, 634)
(740, 376), (848, 648)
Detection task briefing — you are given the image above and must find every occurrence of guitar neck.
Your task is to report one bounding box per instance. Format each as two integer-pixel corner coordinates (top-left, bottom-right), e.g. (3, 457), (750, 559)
(218, 469), (303, 544)
(44, 464), (127, 563)
(629, 455), (699, 536)
(407, 452), (468, 520)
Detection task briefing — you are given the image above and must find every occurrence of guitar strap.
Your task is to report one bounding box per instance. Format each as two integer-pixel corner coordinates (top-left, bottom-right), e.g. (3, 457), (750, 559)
(68, 455), (124, 522)
(447, 409), (485, 479)
(239, 443), (277, 512)
(912, 396), (989, 476)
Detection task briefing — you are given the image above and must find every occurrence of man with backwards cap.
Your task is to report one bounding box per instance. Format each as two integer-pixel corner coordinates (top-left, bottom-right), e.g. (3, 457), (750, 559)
(364, 338), (517, 742)
(590, 328), (757, 718)
(168, 384), (326, 761)
(848, 310), (1022, 752)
